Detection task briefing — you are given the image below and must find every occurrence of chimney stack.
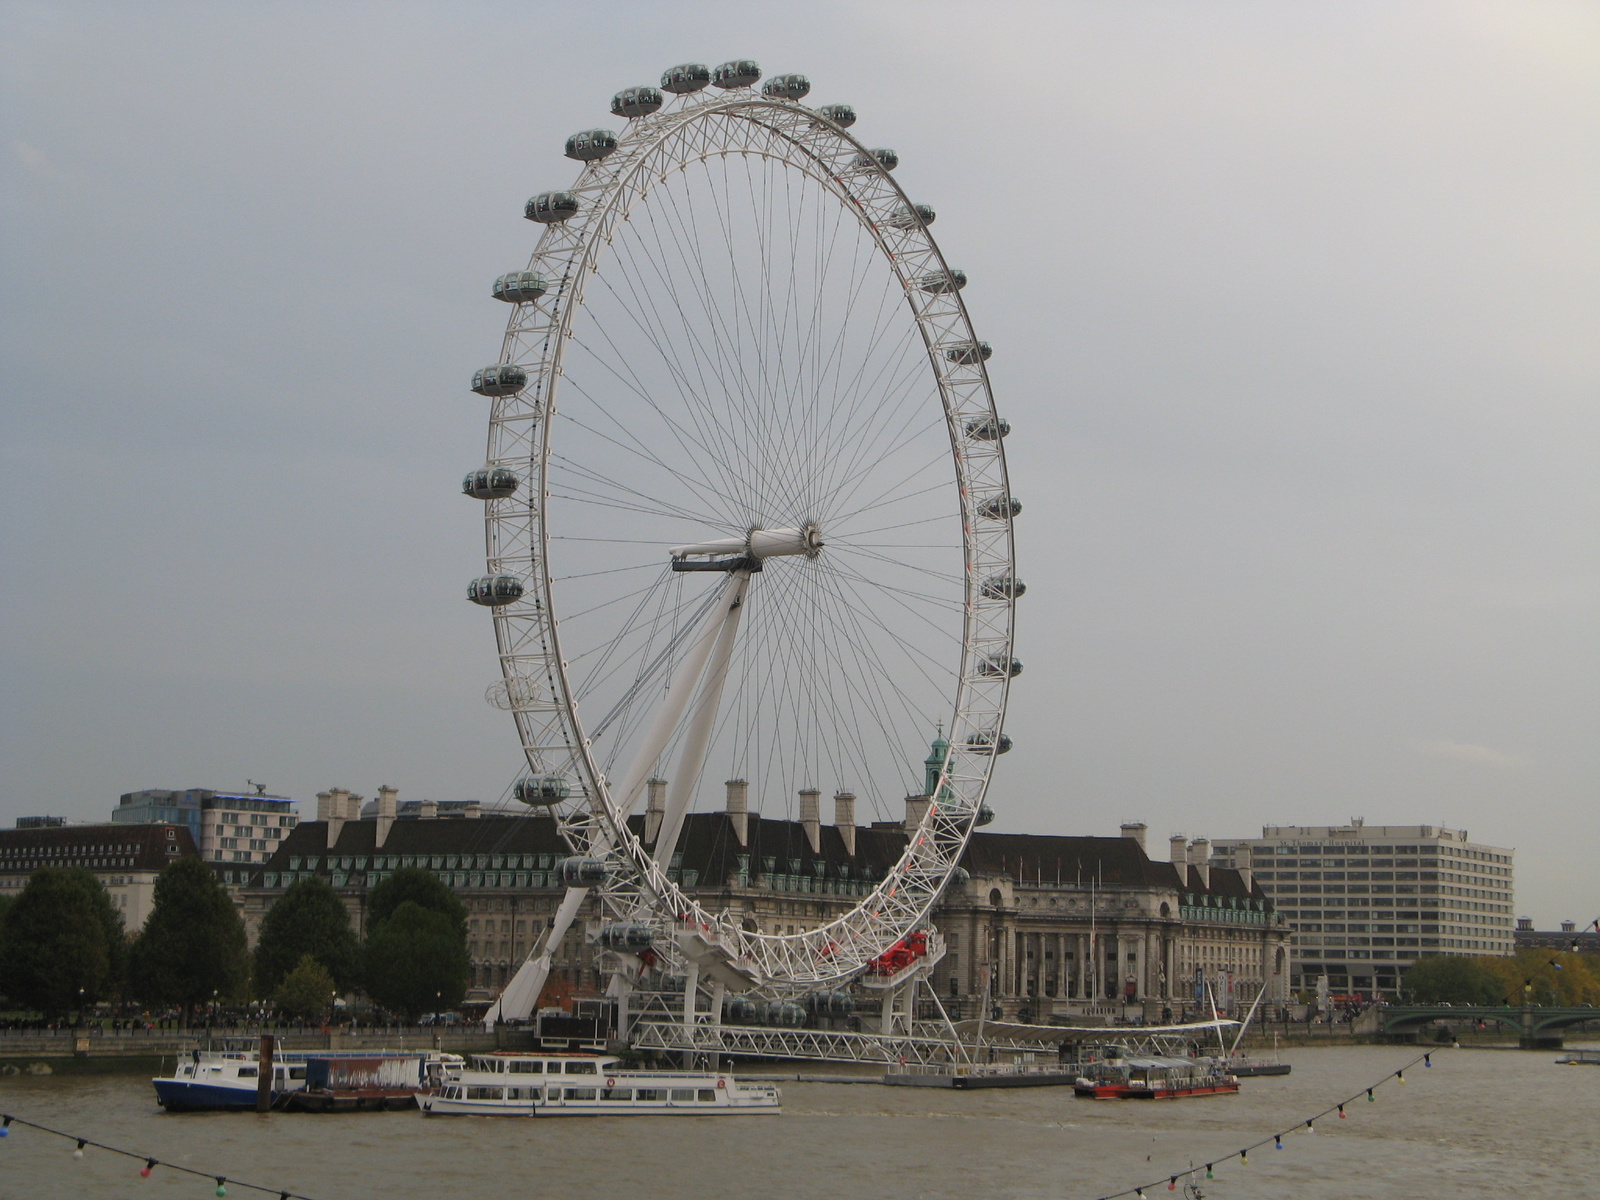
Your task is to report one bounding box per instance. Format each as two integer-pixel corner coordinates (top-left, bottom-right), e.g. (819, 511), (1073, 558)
(316, 791), (333, 821)
(904, 794), (932, 832)
(464, 800), (481, 819)
(419, 798), (437, 820)
(375, 784), (398, 849)
(326, 787), (350, 848)
(799, 788), (821, 855)
(724, 779), (748, 847)
(833, 791), (856, 857)
(1120, 822), (1147, 853)
(645, 777), (667, 844)
(1233, 845), (1252, 892)
(1191, 837), (1211, 888)
(1169, 833), (1188, 867)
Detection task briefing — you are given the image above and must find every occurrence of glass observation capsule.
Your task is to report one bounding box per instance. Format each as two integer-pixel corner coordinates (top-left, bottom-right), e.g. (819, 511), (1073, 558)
(492, 271), (548, 303)
(802, 990), (853, 1018)
(853, 147), (898, 171)
(761, 73), (810, 100)
(611, 86), (663, 118)
(467, 575), (525, 607)
(524, 191), (579, 223)
(945, 340), (993, 365)
(513, 775), (570, 805)
(919, 268), (967, 294)
(816, 103), (856, 128)
(965, 415), (1010, 441)
(557, 856), (609, 887)
(661, 62), (711, 94)
(975, 803), (996, 827)
(977, 494), (1022, 520)
(965, 731), (1014, 755)
(977, 655), (1023, 679)
(597, 923), (654, 952)
(758, 1001), (806, 1027)
(565, 129), (619, 162)
(462, 467), (520, 500)
(712, 59), (762, 89)
(949, 866), (972, 884)
(723, 996), (758, 1024)
(888, 203), (935, 228)
(981, 573), (1026, 600)
(471, 364), (527, 397)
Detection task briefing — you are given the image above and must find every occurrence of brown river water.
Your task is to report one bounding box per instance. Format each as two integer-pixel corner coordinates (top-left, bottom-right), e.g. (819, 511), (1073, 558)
(0, 1044), (1592, 1200)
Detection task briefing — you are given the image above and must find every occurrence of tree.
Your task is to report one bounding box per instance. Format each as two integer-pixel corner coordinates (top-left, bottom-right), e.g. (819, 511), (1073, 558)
(1401, 955), (1502, 1005)
(0, 868), (125, 1019)
(366, 867), (467, 937)
(273, 953), (338, 1021)
(128, 857), (248, 1025)
(253, 877), (359, 996)
(362, 901), (469, 1021)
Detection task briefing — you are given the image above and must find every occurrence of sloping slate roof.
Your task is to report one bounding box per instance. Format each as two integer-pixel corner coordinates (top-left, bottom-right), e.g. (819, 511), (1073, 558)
(0, 822), (199, 872)
(960, 832), (1270, 903)
(257, 816), (1266, 904)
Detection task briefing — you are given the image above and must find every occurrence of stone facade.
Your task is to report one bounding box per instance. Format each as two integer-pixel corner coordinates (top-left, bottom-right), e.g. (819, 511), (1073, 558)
(239, 803), (1289, 1013)
(0, 822), (200, 930)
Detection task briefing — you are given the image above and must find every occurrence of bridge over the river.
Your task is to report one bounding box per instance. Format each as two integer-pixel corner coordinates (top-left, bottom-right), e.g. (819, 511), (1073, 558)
(1379, 1005), (1600, 1048)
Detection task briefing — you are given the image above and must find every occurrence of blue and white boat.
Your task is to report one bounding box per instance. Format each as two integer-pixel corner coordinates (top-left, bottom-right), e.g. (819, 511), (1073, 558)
(153, 1047), (310, 1111)
(153, 1044), (459, 1111)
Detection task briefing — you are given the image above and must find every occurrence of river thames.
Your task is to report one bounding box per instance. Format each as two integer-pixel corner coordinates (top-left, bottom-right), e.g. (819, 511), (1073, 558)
(0, 1045), (1591, 1199)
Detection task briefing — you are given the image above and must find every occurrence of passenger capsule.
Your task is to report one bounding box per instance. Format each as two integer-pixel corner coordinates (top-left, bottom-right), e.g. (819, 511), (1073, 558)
(462, 467), (520, 500)
(492, 271), (548, 303)
(524, 191), (579, 223)
(661, 63), (711, 94)
(980, 574), (1025, 600)
(758, 1000), (807, 1027)
(557, 856), (609, 887)
(471, 364), (527, 397)
(712, 59), (762, 89)
(965, 731), (1013, 756)
(816, 103), (856, 128)
(949, 866), (972, 885)
(467, 575), (525, 607)
(802, 990), (854, 1018)
(919, 268), (967, 294)
(977, 655), (1023, 679)
(723, 996), (758, 1024)
(945, 341), (993, 366)
(513, 775), (571, 805)
(598, 923), (654, 952)
(853, 147), (898, 171)
(761, 73), (811, 100)
(564, 128), (619, 162)
(965, 415), (1010, 441)
(611, 86), (664, 118)
(975, 803), (996, 828)
(888, 203), (935, 228)
(977, 495), (1022, 521)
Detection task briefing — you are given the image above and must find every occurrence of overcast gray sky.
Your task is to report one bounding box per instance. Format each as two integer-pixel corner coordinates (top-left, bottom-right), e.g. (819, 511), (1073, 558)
(2, 2), (1595, 924)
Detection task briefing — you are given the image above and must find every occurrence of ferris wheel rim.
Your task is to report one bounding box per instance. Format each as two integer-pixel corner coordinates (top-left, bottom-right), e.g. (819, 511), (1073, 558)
(480, 80), (1016, 988)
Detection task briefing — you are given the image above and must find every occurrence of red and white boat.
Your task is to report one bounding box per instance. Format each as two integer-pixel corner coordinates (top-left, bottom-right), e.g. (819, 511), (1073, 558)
(1073, 1054), (1239, 1099)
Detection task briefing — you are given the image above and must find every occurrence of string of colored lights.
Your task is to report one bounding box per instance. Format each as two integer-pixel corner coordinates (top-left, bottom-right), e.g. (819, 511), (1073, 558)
(0, 1112), (325, 1199)
(1086, 1049), (1440, 1200)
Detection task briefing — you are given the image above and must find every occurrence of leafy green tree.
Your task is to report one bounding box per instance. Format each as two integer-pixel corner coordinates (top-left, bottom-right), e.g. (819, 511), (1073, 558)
(273, 953), (338, 1021)
(1402, 954), (1502, 1005)
(362, 901), (469, 1021)
(128, 857), (248, 1025)
(0, 868), (125, 1019)
(253, 877), (359, 995)
(366, 867), (467, 937)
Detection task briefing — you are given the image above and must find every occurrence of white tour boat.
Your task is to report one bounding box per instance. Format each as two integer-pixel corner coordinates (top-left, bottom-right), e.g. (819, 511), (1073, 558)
(419, 1052), (781, 1117)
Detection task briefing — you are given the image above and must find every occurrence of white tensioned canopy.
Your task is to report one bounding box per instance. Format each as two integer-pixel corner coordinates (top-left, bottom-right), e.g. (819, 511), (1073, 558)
(475, 74), (1017, 989)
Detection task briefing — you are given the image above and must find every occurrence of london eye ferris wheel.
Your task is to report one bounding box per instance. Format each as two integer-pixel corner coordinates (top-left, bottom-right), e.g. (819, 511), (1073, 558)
(462, 59), (1021, 1015)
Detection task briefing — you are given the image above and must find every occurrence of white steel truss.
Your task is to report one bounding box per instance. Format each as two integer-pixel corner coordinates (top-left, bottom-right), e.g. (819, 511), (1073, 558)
(476, 73), (1017, 1003)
